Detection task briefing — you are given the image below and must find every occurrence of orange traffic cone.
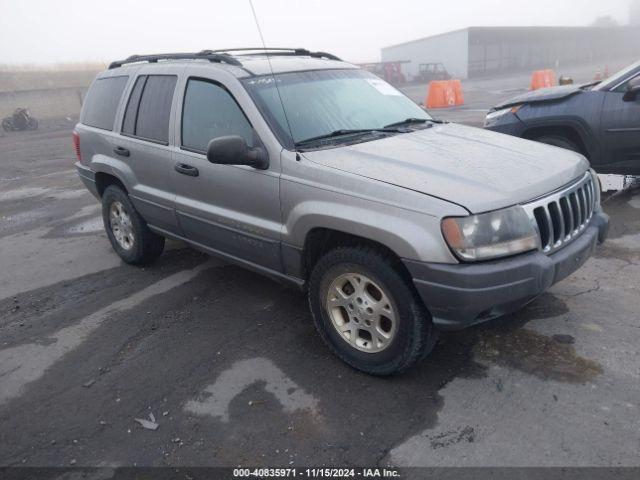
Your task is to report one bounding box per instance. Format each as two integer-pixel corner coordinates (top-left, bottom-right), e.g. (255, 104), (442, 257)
(594, 67), (602, 82)
(425, 80), (464, 108)
(530, 70), (556, 90)
(451, 79), (464, 105)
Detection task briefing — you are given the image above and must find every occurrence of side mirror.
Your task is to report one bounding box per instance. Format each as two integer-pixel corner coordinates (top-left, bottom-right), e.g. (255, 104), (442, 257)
(623, 77), (640, 102)
(206, 135), (268, 170)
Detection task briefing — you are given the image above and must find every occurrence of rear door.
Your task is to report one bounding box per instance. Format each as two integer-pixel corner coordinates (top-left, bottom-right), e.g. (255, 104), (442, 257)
(600, 73), (640, 174)
(115, 66), (181, 233)
(171, 71), (283, 272)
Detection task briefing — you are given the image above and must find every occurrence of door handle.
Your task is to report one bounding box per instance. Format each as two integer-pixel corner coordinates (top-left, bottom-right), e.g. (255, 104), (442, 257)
(113, 146), (130, 157)
(174, 163), (199, 177)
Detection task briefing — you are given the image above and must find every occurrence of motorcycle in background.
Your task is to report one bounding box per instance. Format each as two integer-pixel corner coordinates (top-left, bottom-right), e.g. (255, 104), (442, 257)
(2, 108), (39, 132)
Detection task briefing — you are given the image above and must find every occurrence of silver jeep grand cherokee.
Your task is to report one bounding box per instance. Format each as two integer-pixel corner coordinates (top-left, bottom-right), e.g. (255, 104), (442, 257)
(74, 48), (609, 375)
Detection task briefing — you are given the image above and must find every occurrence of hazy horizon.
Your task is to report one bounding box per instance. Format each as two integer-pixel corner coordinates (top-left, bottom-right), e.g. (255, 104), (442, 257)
(0, 0), (636, 67)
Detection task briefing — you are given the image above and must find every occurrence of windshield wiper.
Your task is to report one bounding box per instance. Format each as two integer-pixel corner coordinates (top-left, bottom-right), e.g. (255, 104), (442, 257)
(294, 128), (399, 148)
(383, 118), (438, 129)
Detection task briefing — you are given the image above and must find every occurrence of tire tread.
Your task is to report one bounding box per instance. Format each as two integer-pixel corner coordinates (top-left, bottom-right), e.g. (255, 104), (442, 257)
(308, 245), (437, 376)
(102, 185), (164, 265)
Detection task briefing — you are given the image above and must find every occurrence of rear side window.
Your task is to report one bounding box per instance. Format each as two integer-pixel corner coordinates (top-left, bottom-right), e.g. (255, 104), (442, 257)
(122, 75), (177, 144)
(83, 76), (128, 130)
(181, 78), (255, 153)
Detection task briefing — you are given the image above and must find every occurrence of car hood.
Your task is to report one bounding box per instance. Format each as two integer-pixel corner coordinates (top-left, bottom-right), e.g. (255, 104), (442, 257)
(301, 123), (589, 214)
(493, 85), (583, 110)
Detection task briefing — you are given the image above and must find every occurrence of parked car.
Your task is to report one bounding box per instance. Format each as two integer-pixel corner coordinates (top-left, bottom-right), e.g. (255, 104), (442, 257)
(416, 62), (451, 83)
(75, 48), (609, 375)
(484, 60), (640, 175)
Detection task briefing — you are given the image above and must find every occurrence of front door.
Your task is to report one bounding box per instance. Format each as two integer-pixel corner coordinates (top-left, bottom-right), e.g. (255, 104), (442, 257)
(172, 76), (283, 272)
(600, 75), (640, 175)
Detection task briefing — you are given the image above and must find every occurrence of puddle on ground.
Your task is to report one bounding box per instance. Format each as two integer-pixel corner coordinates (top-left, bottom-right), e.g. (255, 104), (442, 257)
(474, 328), (603, 383)
(515, 293), (569, 321)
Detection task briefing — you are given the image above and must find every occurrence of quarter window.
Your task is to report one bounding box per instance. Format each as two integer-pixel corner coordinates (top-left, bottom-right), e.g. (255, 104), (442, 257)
(122, 75), (177, 143)
(82, 76), (128, 130)
(182, 79), (255, 153)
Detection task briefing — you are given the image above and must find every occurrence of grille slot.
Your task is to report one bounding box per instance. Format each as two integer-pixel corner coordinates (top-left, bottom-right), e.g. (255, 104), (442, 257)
(548, 201), (563, 244)
(523, 173), (597, 255)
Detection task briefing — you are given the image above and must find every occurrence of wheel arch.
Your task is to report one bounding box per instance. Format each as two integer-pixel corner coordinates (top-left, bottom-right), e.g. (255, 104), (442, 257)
(521, 119), (594, 159)
(299, 227), (414, 282)
(95, 171), (128, 197)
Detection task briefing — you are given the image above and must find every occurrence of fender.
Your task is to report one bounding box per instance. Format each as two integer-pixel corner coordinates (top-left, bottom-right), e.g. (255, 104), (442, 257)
(520, 115), (600, 162)
(90, 154), (136, 192)
(283, 198), (460, 266)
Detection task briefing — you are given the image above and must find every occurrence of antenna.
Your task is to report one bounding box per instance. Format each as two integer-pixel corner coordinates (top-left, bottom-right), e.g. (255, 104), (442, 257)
(247, 0), (296, 147)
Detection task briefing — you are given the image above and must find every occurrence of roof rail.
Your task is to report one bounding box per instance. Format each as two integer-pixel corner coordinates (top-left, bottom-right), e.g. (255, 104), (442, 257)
(201, 48), (342, 61)
(108, 52), (242, 69)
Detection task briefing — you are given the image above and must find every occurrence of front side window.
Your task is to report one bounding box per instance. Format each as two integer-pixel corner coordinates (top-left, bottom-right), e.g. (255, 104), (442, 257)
(611, 73), (640, 94)
(122, 75), (177, 143)
(242, 69), (432, 148)
(181, 78), (255, 153)
(82, 76), (128, 130)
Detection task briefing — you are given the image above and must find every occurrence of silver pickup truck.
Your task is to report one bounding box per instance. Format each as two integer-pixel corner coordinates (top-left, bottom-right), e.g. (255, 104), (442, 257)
(75, 48), (609, 375)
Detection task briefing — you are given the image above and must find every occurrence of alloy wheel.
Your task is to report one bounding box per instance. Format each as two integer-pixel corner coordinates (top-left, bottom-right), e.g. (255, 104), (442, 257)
(109, 201), (135, 251)
(325, 273), (397, 353)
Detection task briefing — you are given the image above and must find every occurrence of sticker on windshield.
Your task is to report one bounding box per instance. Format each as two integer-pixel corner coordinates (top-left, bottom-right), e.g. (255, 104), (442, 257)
(365, 78), (403, 96)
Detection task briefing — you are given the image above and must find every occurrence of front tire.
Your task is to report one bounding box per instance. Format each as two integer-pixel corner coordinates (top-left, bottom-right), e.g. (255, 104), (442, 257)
(308, 246), (438, 376)
(534, 135), (581, 154)
(102, 185), (164, 265)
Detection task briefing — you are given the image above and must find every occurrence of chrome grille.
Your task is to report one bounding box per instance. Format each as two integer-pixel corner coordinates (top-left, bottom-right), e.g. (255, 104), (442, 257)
(522, 173), (597, 255)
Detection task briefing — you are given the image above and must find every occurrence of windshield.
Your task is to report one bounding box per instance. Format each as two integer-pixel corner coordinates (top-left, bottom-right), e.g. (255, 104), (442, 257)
(242, 69), (432, 149)
(593, 61), (640, 91)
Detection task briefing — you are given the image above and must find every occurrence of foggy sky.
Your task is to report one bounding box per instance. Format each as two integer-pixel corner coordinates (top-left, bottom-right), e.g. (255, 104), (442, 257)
(0, 0), (633, 66)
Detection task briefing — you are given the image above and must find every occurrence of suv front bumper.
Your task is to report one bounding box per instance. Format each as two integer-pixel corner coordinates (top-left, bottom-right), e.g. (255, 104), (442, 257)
(404, 212), (609, 330)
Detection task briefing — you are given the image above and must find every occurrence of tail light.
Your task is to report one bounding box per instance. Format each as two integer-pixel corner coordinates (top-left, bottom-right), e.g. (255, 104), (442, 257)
(72, 130), (82, 163)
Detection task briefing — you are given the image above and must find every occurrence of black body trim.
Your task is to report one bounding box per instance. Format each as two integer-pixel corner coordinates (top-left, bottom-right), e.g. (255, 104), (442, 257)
(75, 164), (100, 199)
(175, 211), (283, 274)
(148, 225), (305, 289)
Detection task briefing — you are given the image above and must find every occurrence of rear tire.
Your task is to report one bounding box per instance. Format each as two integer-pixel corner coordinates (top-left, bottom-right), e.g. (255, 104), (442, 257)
(2, 118), (12, 132)
(534, 135), (581, 154)
(308, 246), (438, 376)
(101, 185), (164, 265)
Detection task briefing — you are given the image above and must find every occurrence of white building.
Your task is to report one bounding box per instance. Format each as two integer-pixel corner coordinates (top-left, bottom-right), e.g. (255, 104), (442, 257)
(381, 26), (640, 80)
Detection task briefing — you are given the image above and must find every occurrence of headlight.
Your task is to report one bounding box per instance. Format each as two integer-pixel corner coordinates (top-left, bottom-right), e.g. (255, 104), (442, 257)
(441, 206), (540, 261)
(484, 105), (521, 125)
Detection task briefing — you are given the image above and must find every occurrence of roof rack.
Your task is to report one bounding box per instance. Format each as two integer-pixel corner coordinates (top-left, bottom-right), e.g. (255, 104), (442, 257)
(201, 48), (342, 61)
(107, 48), (342, 70)
(108, 52), (242, 69)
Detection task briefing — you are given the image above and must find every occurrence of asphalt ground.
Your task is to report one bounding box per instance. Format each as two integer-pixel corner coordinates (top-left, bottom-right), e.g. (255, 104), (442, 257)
(0, 91), (639, 472)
